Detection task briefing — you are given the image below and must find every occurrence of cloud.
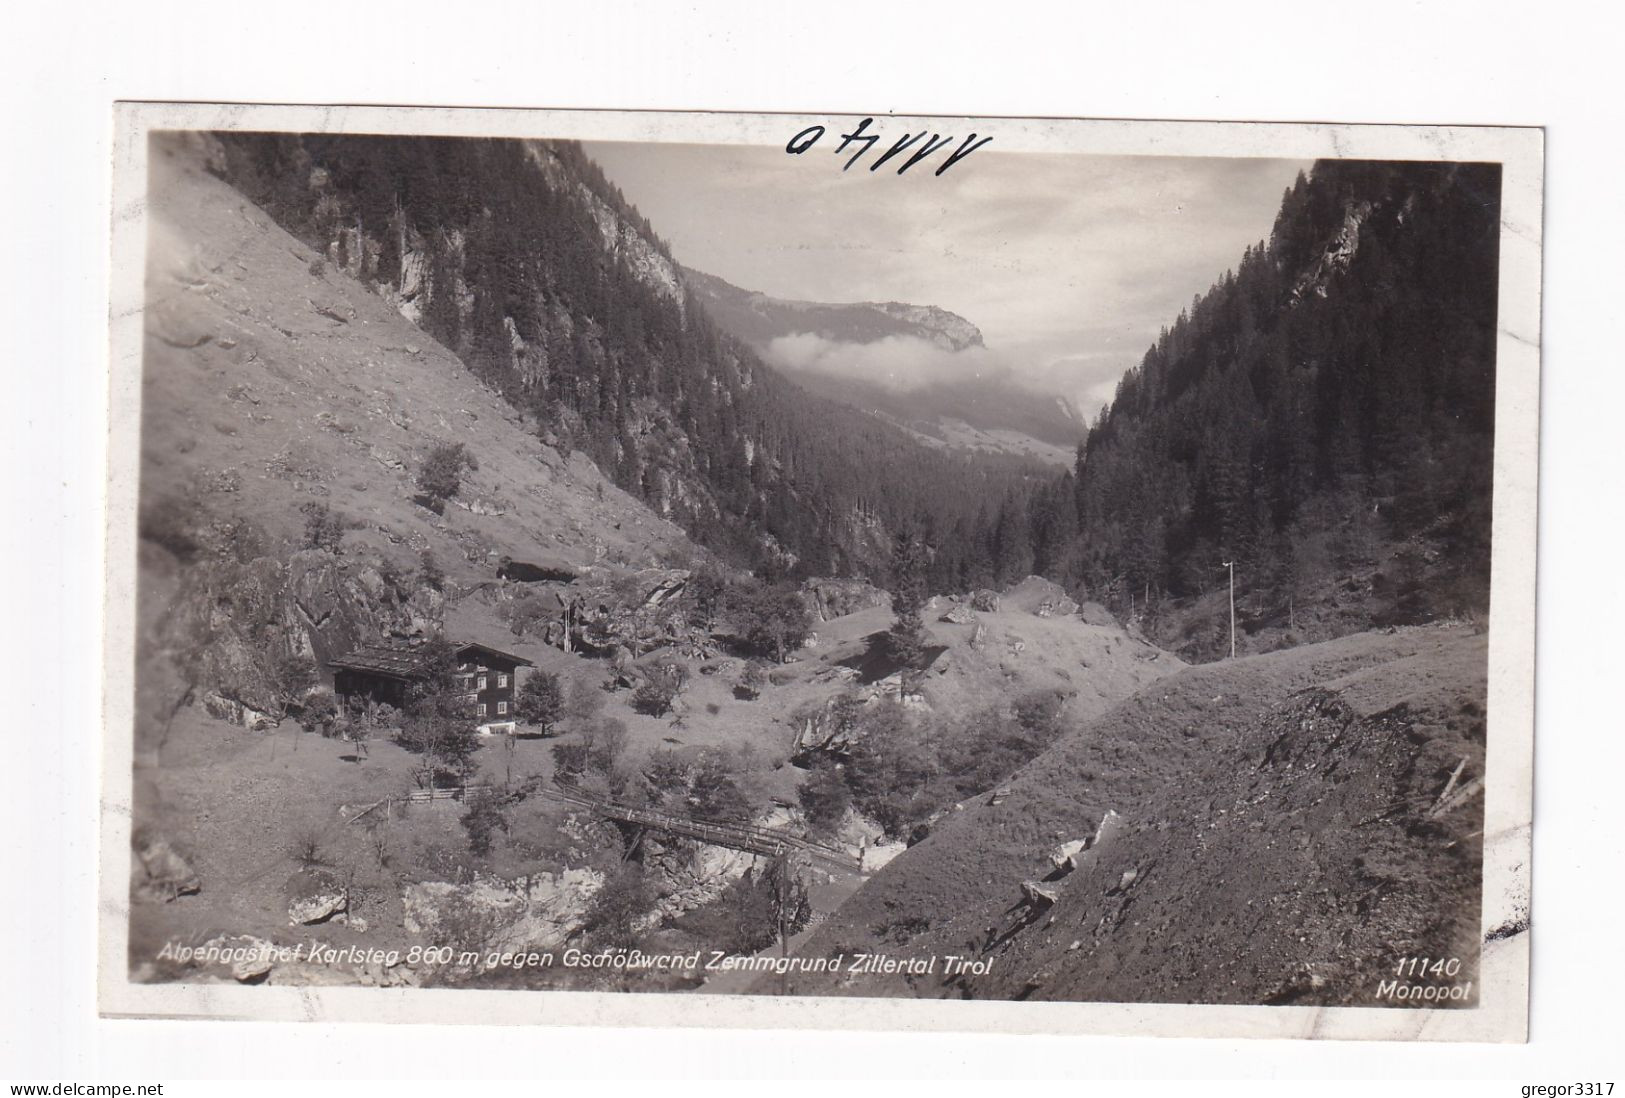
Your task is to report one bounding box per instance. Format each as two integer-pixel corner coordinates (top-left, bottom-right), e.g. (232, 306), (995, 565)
(763, 332), (1008, 392)
(587, 140), (1307, 413)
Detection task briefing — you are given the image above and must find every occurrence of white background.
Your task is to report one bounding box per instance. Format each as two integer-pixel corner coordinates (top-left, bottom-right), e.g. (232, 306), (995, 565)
(2, 0), (1619, 1084)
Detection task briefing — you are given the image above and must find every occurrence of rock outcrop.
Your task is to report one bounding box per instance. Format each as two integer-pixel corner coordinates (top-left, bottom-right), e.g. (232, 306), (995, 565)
(401, 868), (604, 950)
(801, 578), (891, 622)
(285, 868), (349, 925)
(154, 543), (447, 729)
(131, 832), (200, 903)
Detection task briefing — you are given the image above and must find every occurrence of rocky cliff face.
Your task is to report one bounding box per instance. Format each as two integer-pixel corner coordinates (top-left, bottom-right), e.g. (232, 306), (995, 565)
(865, 301), (984, 351)
(524, 142), (687, 314)
(151, 539), (447, 728)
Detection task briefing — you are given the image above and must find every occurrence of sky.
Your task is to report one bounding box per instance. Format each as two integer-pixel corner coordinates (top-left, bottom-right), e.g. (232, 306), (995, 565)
(586, 139), (1308, 416)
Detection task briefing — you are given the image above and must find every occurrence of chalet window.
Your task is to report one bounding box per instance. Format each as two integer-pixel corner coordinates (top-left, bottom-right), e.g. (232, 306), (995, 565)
(477, 703), (487, 718)
(498, 673), (509, 688)
(477, 675), (488, 690)
(497, 701), (508, 715)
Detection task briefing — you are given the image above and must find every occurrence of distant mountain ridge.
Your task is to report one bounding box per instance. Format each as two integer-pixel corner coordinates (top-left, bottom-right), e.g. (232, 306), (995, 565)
(683, 267), (1082, 465)
(681, 267), (985, 351)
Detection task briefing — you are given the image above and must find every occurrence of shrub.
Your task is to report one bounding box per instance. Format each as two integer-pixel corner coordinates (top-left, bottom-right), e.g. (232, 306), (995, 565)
(550, 741), (592, 783)
(797, 758), (852, 837)
(418, 550), (445, 590)
(212, 513), (271, 564)
(586, 718), (629, 772)
(460, 790), (510, 856)
(565, 672), (606, 726)
(841, 702), (942, 841)
(269, 654), (319, 722)
(733, 660), (766, 701)
(641, 746), (752, 823)
(677, 871), (785, 956)
(688, 749), (751, 822)
(629, 664), (688, 719)
(418, 442), (479, 503)
(289, 827), (329, 868)
(580, 866), (653, 949)
(299, 501), (347, 553)
(631, 680), (677, 717)
(730, 581), (813, 663)
(297, 690), (340, 735)
(552, 717), (629, 782)
(686, 561), (733, 632)
(515, 669), (564, 734)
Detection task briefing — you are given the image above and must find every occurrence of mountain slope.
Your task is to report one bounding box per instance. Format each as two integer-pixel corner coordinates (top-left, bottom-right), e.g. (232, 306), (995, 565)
(135, 135), (698, 744)
(207, 134), (1049, 579)
(685, 267), (1083, 466)
(937, 159), (1503, 659)
(769, 625), (1488, 1007)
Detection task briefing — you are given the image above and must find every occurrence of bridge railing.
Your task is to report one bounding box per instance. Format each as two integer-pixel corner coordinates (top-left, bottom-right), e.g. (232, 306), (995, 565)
(547, 780), (862, 869)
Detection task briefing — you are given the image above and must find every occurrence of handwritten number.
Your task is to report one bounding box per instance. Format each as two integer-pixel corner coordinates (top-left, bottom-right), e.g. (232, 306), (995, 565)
(936, 134), (993, 176)
(870, 131), (925, 172)
(835, 118), (879, 171)
(786, 121), (991, 175)
(786, 126), (825, 155)
(901, 133), (953, 174)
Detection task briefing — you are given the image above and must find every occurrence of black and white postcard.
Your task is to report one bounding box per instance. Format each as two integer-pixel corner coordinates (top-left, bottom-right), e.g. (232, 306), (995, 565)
(101, 104), (1542, 1041)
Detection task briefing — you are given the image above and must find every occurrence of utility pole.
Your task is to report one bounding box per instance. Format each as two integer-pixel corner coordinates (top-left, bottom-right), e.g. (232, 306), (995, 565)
(1222, 560), (1236, 659)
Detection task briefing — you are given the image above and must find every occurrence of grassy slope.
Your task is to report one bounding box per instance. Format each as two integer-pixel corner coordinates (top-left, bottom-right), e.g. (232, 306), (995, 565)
(140, 135), (694, 587)
(773, 624), (1487, 1007)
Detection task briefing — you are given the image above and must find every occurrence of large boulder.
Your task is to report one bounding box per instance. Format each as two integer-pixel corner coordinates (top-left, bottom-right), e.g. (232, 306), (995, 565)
(638, 568), (690, 607)
(285, 868), (348, 925)
(184, 934), (281, 983)
(939, 603), (977, 625)
(969, 589), (1001, 613)
(401, 868), (603, 951)
(1077, 600), (1118, 627)
(1000, 575), (1076, 615)
(218, 935), (278, 983)
(1021, 881), (1059, 909)
(131, 832), (200, 903)
(800, 578), (890, 622)
(1049, 838), (1091, 873)
(1035, 595), (1080, 619)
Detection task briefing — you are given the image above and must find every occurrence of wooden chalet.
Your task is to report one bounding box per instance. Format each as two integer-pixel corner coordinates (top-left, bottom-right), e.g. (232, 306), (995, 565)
(330, 640), (534, 734)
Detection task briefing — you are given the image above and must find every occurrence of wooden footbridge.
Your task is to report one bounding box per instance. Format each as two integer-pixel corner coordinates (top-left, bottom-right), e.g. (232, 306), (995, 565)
(545, 780), (864, 872)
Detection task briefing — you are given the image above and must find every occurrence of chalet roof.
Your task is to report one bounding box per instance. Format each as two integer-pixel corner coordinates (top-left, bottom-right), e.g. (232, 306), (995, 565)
(328, 644), (435, 681)
(454, 642), (534, 669)
(329, 640), (534, 680)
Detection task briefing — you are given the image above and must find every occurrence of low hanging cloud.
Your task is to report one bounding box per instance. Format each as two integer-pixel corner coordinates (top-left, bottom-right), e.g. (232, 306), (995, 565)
(764, 332), (1011, 393)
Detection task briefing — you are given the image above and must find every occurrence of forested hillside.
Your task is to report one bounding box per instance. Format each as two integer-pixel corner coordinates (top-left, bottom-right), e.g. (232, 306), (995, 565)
(927, 160), (1502, 659)
(208, 135), (1046, 579)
